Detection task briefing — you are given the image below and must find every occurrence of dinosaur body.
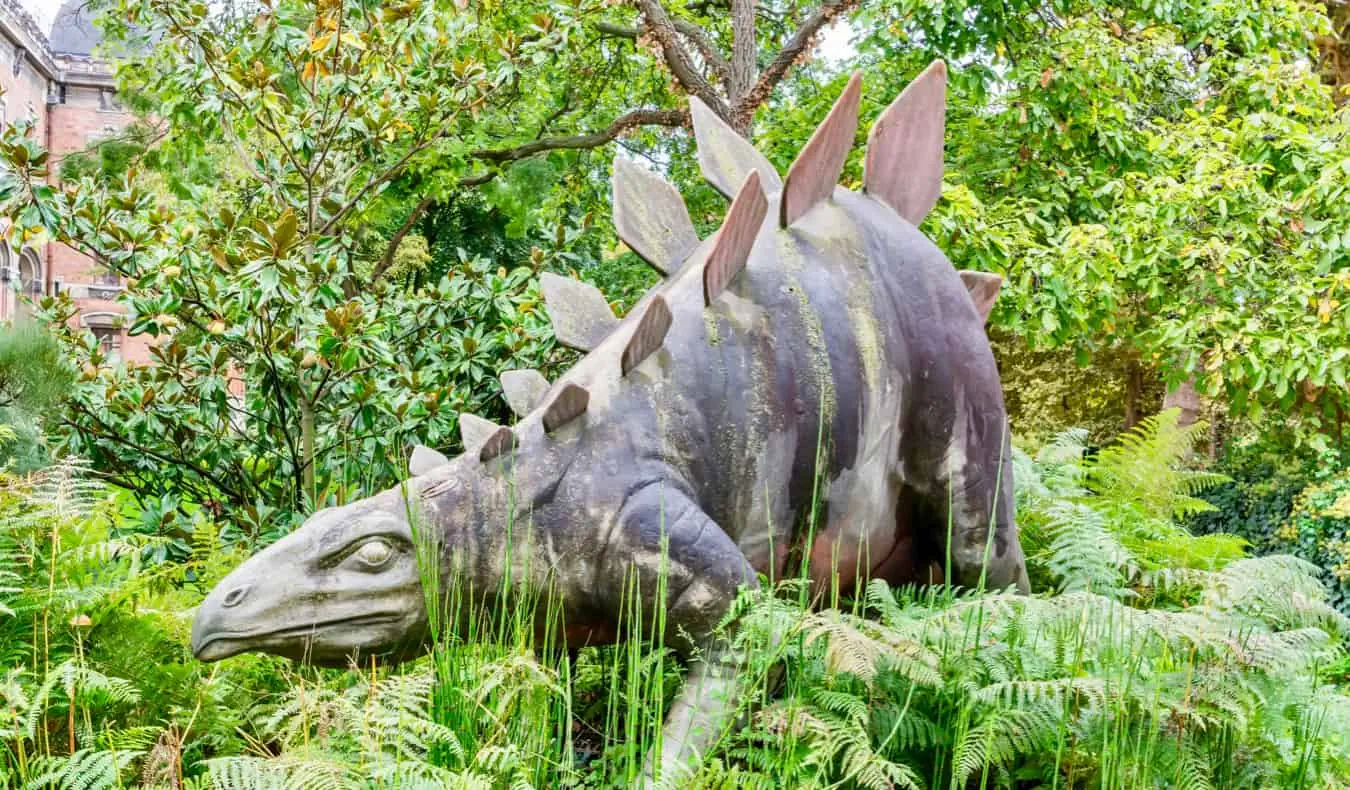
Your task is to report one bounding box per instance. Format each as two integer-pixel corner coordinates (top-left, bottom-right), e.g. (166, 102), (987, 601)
(191, 63), (1028, 780)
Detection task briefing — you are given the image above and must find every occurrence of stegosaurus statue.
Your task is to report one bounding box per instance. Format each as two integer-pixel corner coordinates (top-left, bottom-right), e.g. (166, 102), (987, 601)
(192, 61), (1029, 782)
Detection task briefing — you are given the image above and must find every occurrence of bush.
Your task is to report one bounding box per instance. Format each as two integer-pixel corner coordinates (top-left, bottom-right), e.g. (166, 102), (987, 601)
(0, 324), (72, 472)
(1191, 434), (1350, 614)
(1276, 472), (1350, 614)
(0, 461), (296, 785)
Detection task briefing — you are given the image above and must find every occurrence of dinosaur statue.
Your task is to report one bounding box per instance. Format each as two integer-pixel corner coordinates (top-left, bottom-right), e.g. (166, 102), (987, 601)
(191, 61), (1029, 781)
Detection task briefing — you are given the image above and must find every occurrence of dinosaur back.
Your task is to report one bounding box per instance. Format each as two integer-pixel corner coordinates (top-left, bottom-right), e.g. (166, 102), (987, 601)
(438, 62), (1010, 589)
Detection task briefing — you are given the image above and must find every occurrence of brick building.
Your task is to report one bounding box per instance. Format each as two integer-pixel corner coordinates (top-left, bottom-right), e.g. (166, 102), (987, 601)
(0, 0), (141, 362)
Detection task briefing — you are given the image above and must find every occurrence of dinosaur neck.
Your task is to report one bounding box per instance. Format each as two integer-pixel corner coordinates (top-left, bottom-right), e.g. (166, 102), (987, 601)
(418, 440), (588, 601)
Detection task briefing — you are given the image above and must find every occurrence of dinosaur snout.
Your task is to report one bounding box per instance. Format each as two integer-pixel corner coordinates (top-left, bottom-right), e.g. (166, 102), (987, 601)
(192, 567), (259, 661)
(190, 583), (234, 661)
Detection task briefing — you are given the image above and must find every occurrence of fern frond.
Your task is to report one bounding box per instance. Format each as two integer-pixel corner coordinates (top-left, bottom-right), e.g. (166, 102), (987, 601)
(23, 747), (138, 790)
(951, 706), (1060, 784)
(1042, 500), (1134, 597)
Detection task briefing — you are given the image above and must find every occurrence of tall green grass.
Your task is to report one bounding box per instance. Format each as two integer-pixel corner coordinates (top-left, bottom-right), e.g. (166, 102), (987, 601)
(0, 414), (1347, 788)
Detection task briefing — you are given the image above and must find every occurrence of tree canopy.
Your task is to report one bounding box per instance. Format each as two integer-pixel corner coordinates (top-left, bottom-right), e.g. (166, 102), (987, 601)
(0, 0), (1346, 539)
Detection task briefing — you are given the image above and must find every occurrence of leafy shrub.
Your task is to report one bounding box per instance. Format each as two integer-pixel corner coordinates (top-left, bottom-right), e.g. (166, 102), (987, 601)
(1192, 435), (1350, 614)
(0, 325), (72, 473)
(40, 246), (560, 551)
(0, 461), (295, 786)
(1274, 472), (1350, 614)
(1189, 451), (1305, 551)
(709, 558), (1350, 789)
(1015, 410), (1245, 596)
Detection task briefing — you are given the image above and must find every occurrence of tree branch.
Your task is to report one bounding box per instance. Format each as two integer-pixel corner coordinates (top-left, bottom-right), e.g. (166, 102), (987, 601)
(371, 194), (435, 283)
(676, 21), (733, 86)
(729, 0), (757, 102)
(633, 0), (732, 117)
(594, 21), (637, 37)
(734, 0), (862, 128)
(596, 20), (733, 86)
(463, 0), (856, 170)
(474, 108), (687, 163)
(458, 171), (497, 187)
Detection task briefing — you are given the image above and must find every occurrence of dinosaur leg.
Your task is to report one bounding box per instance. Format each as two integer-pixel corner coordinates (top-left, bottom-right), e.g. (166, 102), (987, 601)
(600, 480), (760, 785)
(932, 420), (1030, 593)
(645, 643), (741, 787)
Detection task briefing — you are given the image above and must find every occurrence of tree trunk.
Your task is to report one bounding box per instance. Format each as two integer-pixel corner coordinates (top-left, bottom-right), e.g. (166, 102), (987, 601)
(300, 399), (316, 504)
(1209, 409), (1224, 461)
(1123, 358), (1144, 430)
(1163, 377), (1203, 429)
(1318, 1), (1350, 106)
(1163, 376), (1204, 460)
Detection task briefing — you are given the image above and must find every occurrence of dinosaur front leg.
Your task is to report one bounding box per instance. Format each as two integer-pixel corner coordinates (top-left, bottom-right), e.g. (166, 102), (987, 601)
(601, 480), (760, 785)
(647, 642), (741, 786)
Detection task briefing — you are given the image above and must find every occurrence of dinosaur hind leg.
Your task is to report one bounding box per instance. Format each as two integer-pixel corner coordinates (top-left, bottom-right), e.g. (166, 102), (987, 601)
(868, 485), (944, 587)
(929, 432), (1030, 593)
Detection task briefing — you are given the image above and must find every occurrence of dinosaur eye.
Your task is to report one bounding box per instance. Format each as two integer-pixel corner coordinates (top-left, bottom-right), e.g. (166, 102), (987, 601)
(352, 538), (394, 569)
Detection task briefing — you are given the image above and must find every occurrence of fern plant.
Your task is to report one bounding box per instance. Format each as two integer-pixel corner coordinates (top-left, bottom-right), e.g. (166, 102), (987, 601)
(1, 426), (1347, 789)
(687, 416), (1350, 789)
(1087, 410), (1231, 522)
(699, 550), (1350, 789)
(1018, 410), (1249, 598)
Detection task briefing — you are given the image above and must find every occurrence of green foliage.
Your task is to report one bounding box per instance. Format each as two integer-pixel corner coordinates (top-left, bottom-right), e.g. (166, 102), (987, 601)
(56, 123), (159, 187)
(0, 462), (298, 786)
(1016, 410), (1246, 596)
(0, 325), (72, 472)
(0, 0), (679, 540)
(0, 426), (1346, 787)
(4, 112), (564, 542)
(1, 0), (1348, 786)
(1085, 411), (1231, 522)
(1191, 429), (1350, 613)
(1271, 471), (1350, 614)
(821, 0), (1350, 439)
(683, 425), (1349, 789)
(996, 330), (1165, 444)
(0, 324), (72, 416)
(0, 0), (805, 542)
(1191, 437), (1311, 551)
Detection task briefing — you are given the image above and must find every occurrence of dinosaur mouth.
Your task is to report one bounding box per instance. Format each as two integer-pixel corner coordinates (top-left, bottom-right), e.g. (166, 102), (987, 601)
(192, 613), (406, 662)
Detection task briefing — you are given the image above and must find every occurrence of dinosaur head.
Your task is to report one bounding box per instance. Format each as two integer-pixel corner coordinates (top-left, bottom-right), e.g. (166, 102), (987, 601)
(191, 484), (431, 667)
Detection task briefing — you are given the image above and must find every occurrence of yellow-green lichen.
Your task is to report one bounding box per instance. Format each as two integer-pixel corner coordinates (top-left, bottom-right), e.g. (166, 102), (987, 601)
(779, 237), (837, 423)
(848, 279), (886, 398)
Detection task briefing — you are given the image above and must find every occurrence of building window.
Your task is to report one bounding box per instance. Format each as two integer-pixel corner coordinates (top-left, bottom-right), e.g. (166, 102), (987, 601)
(89, 270), (122, 300)
(15, 250), (41, 320)
(18, 251), (40, 295)
(11, 45), (23, 77)
(82, 312), (125, 362)
(91, 327), (123, 360)
(99, 89), (116, 111)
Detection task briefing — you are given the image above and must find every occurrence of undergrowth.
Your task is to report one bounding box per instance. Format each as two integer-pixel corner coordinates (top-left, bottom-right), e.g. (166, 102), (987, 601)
(0, 413), (1346, 788)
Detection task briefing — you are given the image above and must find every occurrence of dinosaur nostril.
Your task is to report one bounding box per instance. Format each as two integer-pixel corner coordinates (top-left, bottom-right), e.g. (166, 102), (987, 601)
(221, 585), (250, 608)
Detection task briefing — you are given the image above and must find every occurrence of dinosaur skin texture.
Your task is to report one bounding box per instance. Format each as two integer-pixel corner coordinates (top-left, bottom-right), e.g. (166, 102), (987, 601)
(191, 62), (1029, 782)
